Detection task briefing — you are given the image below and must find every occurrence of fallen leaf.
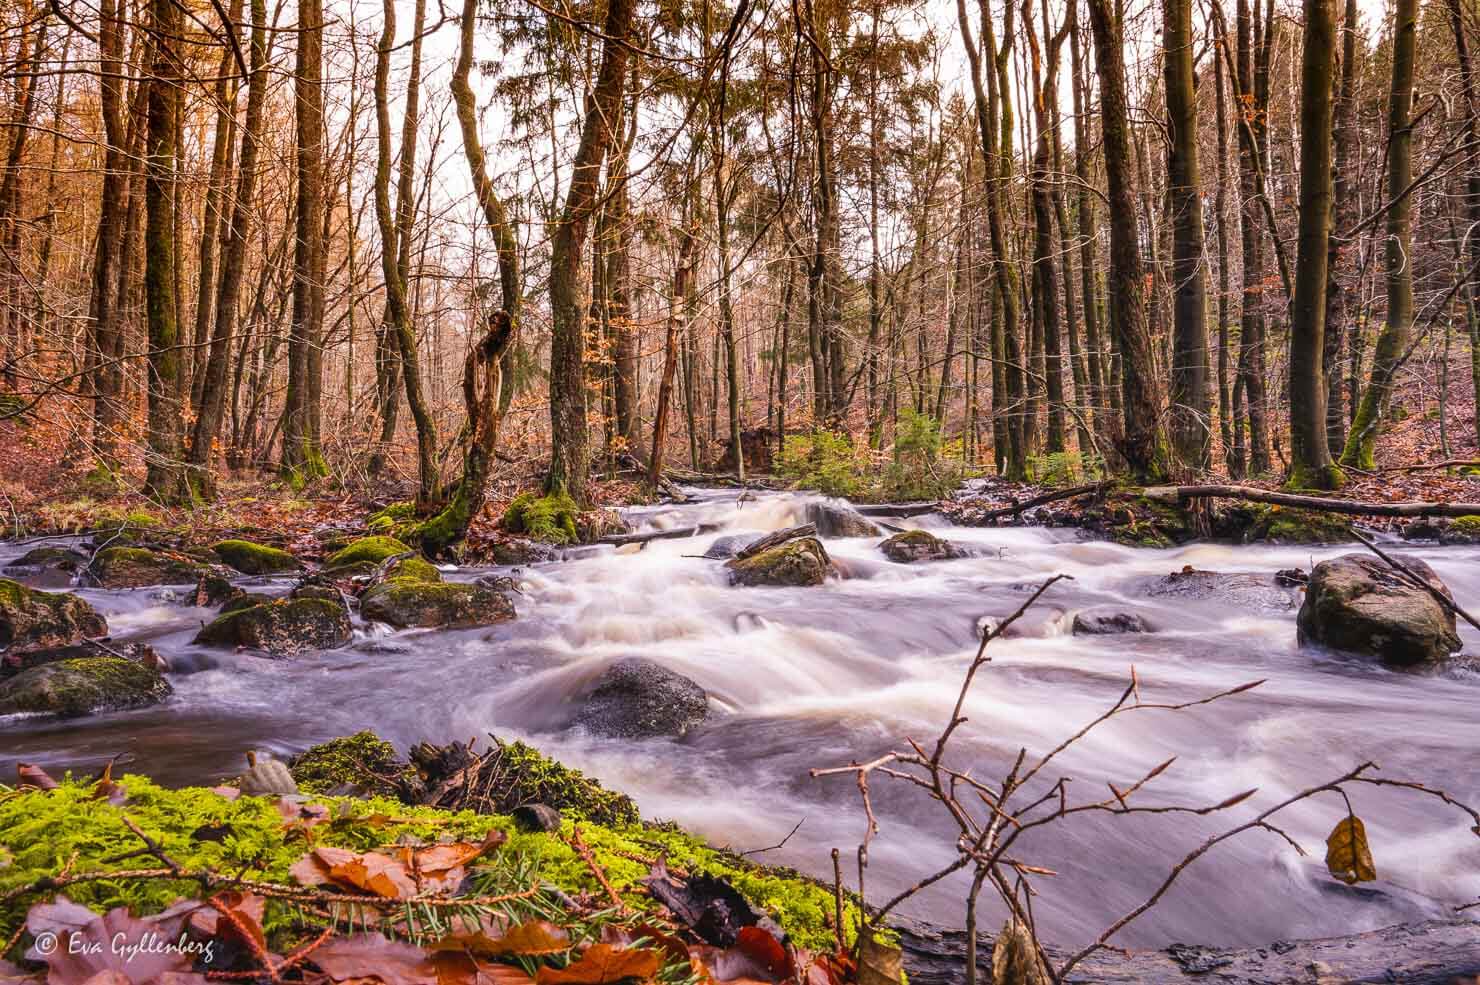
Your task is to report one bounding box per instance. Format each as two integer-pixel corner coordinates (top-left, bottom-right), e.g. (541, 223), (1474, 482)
(989, 918), (1048, 985)
(692, 927), (794, 984)
(90, 763), (126, 807)
(26, 896), (204, 985)
(1325, 814), (1377, 885)
(17, 763), (57, 790)
(433, 921), (570, 958)
(311, 933), (439, 985)
(429, 953), (536, 985)
(535, 944), (661, 985)
(856, 931), (903, 985)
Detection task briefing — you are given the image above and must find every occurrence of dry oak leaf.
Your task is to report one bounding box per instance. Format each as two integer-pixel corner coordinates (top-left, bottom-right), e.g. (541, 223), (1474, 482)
(1325, 814), (1377, 885)
(534, 944), (662, 985)
(311, 933), (439, 985)
(429, 953), (536, 985)
(25, 895), (205, 985)
(432, 921), (571, 958)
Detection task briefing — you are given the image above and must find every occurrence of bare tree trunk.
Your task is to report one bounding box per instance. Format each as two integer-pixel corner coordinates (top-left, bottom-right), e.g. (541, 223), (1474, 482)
(1322, 0), (1359, 455)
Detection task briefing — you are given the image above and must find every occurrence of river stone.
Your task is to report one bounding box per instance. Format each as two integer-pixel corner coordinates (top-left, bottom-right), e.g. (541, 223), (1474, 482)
(360, 580), (515, 629)
(1143, 567), (1298, 611)
(3, 547), (88, 587)
(212, 539), (301, 575)
(805, 502), (882, 538)
(194, 597), (352, 655)
(702, 534), (751, 560)
(487, 537), (560, 566)
(0, 578), (108, 652)
(0, 656), (171, 717)
(1072, 608), (1155, 635)
(573, 657), (708, 739)
(512, 803), (562, 833)
(1440, 516), (1480, 545)
(1297, 553), (1462, 665)
(725, 537), (832, 587)
(879, 529), (969, 563)
(92, 546), (218, 588)
(2, 640), (164, 679)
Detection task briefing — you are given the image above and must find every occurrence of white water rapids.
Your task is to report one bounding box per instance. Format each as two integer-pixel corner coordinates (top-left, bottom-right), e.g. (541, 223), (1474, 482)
(3, 487), (1478, 950)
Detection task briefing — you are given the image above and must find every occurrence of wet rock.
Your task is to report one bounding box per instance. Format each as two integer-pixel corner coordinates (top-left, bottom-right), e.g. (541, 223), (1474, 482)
(512, 803), (562, 833)
(360, 580), (515, 629)
(487, 537), (559, 566)
(0, 656), (172, 717)
(878, 529), (969, 563)
(725, 537), (832, 587)
(0, 578), (108, 652)
(2, 639), (165, 678)
(805, 502), (882, 539)
(212, 539), (301, 575)
(92, 546), (219, 588)
(221, 592), (274, 615)
(1072, 608), (1155, 635)
(1401, 518), (1449, 542)
(323, 536), (414, 572)
(702, 534), (751, 560)
(1237, 505), (1353, 544)
(978, 607), (1070, 639)
(1297, 554), (1462, 665)
(475, 573), (520, 593)
(1275, 567), (1309, 587)
(191, 572), (245, 608)
(1439, 515), (1480, 545)
(193, 596), (352, 655)
(1143, 566), (1298, 611)
(573, 657), (709, 739)
(3, 546), (87, 587)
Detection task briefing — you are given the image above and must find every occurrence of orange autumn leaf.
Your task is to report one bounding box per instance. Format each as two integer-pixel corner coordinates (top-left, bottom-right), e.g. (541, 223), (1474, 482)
(433, 921), (571, 958)
(534, 944), (662, 985)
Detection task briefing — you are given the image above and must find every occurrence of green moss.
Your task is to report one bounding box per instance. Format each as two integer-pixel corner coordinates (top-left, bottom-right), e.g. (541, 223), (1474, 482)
(92, 547), (205, 587)
(0, 775), (856, 953)
(324, 536), (413, 568)
(481, 739), (639, 826)
(0, 657), (171, 717)
(289, 732), (415, 797)
(1448, 515), (1480, 536)
(383, 556), (441, 583)
(212, 540), (300, 575)
(1103, 494), (1194, 548)
(367, 502), (416, 536)
(1245, 504), (1353, 544)
(502, 492), (580, 544)
(359, 580), (513, 629)
(193, 598), (351, 655)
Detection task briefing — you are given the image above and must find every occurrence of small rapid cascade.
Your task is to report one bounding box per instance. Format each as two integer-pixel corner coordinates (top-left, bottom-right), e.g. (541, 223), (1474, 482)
(2, 488), (1479, 949)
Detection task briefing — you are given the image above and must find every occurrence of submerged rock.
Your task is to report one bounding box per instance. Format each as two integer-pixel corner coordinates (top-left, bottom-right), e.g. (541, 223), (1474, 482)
(212, 539), (301, 575)
(92, 546), (217, 588)
(1143, 566), (1298, 611)
(725, 537), (832, 587)
(1072, 608), (1155, 635)
(0, 656), (171, 717)
(1298, 553), (1462, 665)
(3, 546), (88, 586)
(702, 534), (751, 560)
(878, 529), (969, 563)
(194, 596), (352, 655)
(487, 537), (560, 566)
(573, 657), (708, 739)
(805, 502), (882, 538)
(0, 578), (108, 652)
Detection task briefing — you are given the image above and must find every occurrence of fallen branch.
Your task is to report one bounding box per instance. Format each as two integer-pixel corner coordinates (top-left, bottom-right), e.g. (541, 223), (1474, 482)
(1351, 529), (1480, 632)
(854, 502), (942, 518)
(960, 482), (1114, 522)
(1143, 484), (1480, 518)
(599, 522), (720, 546)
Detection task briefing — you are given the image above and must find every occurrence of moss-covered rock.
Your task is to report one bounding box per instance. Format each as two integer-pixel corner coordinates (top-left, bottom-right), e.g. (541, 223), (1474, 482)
(322, 536), (413, 573)
(212, 539), (301, 575)
(725, 537), (832, 587)
(2, 546), (88, 586)
(0, 578), (107, 652)
(878, 529), (969, 563)
(1440, 514), (1480, 545)
(502, 492), (580, 544)
(288, 731), (414, 798)
(92, 547), (213, 588)
(381, 555), (441, 583)
(0, 774), (857, 952)
(193, 597), (352, 655)
(487, 537), (560, 565)
(0, 656), (171, 717)
(1240, 505), (1353, 545)
(1105, 495), (1196, 548)
(474, 738), (639, 826)
(366, 501), (416, 536)
(360, 580), (514, 629)
(1, 640), (163, 680)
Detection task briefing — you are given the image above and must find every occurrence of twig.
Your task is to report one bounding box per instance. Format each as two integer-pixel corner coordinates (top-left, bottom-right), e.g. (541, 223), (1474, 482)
(567, 825), (628, 914)
(739, 817), (805, 856)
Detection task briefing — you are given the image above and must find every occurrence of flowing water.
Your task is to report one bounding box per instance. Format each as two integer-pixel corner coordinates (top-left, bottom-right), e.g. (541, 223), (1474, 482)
(3, 488), (1479, 950)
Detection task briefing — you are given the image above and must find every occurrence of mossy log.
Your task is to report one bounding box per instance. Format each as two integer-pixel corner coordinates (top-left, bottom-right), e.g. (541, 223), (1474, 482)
(1143, 484), (1480, 517)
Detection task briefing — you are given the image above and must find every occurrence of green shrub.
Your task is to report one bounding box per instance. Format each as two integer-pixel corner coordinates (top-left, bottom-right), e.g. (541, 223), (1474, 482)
(777, 429), (864, 497)
(883, 410), (961, 500)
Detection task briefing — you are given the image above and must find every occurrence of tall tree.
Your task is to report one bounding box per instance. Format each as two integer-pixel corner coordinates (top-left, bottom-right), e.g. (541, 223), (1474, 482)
(1341, 0), (1418, 468)
(546, 0), (637, 504)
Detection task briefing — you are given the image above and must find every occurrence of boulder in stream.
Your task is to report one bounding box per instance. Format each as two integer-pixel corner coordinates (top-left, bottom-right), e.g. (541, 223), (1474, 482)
(1072, 608), (1155, 635)
(702, 534), (751, 560)
(194, 596), (352, 655)
(92, 546), (221, 588)
(725, 537), (832, 587)
(359, 559), (515, 629)
(1439, 515), (1480, 545)
(3, 546), (88, 586)
(487, 537), (560, 565)
(1297, 553), (1462, 665)
(321, 536), (414, 578)
(879, 529), (969, 563)
(1143, 566), (1298, 611)
(805, 501), (882, 538)
(0, 577), (107, 652)
(573, 657), (708, 739)
(0, 656), (171, 717)
(3, 640), (163, 678)
(212, 539), (302, 575)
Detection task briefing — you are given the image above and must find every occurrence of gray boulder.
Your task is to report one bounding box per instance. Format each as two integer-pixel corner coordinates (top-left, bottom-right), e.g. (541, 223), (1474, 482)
(1297, 554), (1462, 665)
(805, 502), (881, 538)
(3, 547), (88, 587)
(702, 534), (751, 560)
(573, 657), (709, 739)
(1072, 608), (1155, 635)
(194, 596), (352, 655)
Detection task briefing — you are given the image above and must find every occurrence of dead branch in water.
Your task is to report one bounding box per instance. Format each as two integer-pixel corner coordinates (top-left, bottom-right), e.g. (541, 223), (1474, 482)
(1143, 483), (1480, 517)
(811, 574), (1480, 985)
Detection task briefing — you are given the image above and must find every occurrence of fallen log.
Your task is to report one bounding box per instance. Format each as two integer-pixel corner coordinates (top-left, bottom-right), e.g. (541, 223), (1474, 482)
(598, 523), (719, 547)
(962, 481), (1114, 522)
(894, 916), (1480, 985)
(736, 523), (817, 560)
(854, 502), (942, 518)
(1143, 484), (1480, 518)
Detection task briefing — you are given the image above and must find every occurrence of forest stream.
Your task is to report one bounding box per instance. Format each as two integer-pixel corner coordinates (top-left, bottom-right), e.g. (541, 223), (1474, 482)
(3, 488), (1479, 954)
